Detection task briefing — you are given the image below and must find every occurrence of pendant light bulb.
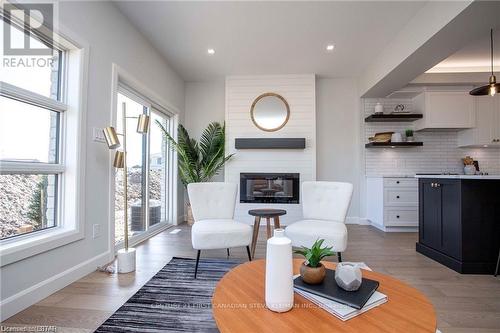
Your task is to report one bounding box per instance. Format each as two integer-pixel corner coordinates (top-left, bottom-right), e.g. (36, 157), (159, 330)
(490, 84), (497, 96)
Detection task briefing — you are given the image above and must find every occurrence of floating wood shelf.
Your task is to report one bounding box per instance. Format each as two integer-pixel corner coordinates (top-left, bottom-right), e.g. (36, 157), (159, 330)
(365, 142), (423, 148)
(235, 138), (306, 149)
(364, 114), (423, 122)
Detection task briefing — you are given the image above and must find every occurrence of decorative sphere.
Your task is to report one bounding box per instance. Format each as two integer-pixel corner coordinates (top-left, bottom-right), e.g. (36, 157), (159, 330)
(335, 263), (362, 291)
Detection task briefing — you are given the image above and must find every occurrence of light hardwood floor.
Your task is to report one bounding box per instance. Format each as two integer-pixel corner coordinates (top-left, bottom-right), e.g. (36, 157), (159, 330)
(3, 224), (500, 333)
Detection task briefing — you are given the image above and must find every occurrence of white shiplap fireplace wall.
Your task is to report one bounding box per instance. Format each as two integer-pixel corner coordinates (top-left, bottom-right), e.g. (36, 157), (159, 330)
(225, 75), (316, 225)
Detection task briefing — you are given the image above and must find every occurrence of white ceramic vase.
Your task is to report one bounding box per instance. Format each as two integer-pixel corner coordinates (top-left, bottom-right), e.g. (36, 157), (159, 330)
(265, 229), (294, 313)
(374, 102), (384, 114)
(464, 165), (476, 175)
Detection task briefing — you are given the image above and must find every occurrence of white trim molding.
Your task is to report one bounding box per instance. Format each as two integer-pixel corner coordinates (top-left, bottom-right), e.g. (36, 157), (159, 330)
(0, 251), (111, 321)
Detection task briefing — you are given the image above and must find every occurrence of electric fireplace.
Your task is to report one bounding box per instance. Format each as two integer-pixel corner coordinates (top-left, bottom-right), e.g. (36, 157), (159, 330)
(240, 173), (299, 204)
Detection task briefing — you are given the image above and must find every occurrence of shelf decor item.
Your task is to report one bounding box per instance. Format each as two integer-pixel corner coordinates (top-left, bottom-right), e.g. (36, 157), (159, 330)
(265, 229), (294, 313)
(463, 156), (476, 175)
(374, 102), (384, 115)
(294, 239), (335, 285)
(391, 132), (403, 143)
(405, 129), (414, 142)
(103, 102), (150, 274)
(368, 131), (394, 143)
(157, 122), (234, 226)
(470, 29), (499, 97)
(335, 263), (363, 291)
(393, 104), (407, 113)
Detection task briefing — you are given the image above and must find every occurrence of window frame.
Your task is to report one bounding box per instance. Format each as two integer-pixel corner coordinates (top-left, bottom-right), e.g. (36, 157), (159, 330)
(108, 64), (179, 256)
(0, 10), (89, 266)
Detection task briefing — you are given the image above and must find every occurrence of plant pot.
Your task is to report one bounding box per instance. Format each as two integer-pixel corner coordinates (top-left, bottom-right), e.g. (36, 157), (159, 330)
(299, 262), (326, 284)
(406, 136), (414, 142)
(186, 203), (195, 226)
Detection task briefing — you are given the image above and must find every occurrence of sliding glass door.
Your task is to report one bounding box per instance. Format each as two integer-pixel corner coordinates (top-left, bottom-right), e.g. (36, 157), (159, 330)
(114, 87), (174, 247)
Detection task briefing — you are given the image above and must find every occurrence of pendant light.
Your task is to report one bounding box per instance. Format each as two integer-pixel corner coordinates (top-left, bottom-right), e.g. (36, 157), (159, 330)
(470, 29), (500, 96)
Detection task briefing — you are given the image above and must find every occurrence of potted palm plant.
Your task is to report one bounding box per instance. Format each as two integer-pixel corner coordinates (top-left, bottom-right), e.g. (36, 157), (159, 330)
(294, 239), (335, 284)
(157, 121), (234, 225)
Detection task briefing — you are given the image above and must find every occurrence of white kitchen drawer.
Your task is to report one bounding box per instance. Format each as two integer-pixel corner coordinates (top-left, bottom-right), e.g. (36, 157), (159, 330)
(384, 208), (418, 227)
(384, 188), (418, 206)
(383, 178), (417, 188)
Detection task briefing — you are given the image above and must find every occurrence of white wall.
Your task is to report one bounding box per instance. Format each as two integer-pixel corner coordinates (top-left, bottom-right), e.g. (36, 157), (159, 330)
(184, 81), (226, 182)
(316, 78), (361, 220)
(184, 81), (225, 139)
(1, 1), (185, 319)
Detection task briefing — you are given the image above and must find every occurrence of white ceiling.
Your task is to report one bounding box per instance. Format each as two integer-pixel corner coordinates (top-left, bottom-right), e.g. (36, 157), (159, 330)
(115, 1), (428, 82)
(428, 28), (500, 73)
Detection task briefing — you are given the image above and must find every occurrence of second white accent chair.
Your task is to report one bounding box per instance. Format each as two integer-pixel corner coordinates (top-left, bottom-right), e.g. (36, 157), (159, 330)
(285, 181), (354, 262)
(187, 182), (252, 278)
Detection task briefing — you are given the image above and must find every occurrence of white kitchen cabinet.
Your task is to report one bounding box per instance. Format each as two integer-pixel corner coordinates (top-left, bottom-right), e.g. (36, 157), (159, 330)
(366, 177), (418, 232)
(458, 95), (500, 147)
(413, 91), (475, 131)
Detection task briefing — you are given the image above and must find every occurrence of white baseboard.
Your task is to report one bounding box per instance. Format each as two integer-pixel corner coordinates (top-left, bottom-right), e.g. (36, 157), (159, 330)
(0, 251), (111, 321)
(345, 217), (370, 225)
(369, 222), (418, 233)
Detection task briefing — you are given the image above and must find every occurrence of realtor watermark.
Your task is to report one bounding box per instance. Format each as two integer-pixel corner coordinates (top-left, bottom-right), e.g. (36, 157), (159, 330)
(2, 56), (53, 67)
(2, 2), (53, 55)
(0, 326), (57, 332)
(1, 2), (56, 69)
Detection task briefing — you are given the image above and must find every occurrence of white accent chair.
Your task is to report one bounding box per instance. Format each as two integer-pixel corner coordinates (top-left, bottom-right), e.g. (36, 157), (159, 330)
(187, 182), (252, 278)
(285, 181), (353, 262)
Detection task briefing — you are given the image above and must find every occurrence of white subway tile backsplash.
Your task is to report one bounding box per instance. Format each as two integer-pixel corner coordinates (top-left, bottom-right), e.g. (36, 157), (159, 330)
(363, 98), (500, 176)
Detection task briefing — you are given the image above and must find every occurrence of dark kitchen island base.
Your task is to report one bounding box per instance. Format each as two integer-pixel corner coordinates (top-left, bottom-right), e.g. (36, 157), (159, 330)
(416, 243), (497, 274)
(416, 177), (500, 275)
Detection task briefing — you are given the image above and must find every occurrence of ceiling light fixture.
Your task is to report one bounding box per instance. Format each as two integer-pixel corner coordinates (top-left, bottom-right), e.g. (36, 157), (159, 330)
(470, 29), (500, 97)
(207, 48), (215, 55)
(326, 44), (335, 51)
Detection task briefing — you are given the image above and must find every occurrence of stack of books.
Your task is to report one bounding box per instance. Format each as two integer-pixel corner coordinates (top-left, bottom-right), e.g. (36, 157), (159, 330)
(293, 269), (388, 321)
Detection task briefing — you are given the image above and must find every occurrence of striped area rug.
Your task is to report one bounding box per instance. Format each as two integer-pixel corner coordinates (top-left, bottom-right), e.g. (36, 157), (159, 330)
(95, 257), (241, 333)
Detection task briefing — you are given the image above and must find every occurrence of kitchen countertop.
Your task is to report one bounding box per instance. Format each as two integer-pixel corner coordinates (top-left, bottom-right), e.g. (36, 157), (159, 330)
(366, 175), (416, 178)
(414, 174), (500, 180)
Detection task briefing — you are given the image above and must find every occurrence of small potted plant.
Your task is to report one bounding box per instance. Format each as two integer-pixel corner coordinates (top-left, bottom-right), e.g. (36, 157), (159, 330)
(405, 129), (414, 142)
(294, 239), (335, 284)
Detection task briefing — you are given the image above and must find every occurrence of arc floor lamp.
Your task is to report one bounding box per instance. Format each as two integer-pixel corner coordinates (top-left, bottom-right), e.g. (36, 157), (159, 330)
(103, 102), (149, 273)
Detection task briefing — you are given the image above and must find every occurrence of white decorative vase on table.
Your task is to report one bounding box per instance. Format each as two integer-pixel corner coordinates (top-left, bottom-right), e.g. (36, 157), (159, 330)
(265, 229), (294, 313)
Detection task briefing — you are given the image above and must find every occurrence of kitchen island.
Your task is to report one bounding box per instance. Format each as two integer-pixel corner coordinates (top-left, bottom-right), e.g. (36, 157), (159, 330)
(415, 175), (500, 274)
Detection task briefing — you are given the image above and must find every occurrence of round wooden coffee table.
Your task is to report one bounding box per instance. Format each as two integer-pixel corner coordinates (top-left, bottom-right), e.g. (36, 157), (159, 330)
(212, 259), (436, 332)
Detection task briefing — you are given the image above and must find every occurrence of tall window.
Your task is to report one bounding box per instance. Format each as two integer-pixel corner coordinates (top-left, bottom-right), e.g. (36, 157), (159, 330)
(0, 20), (65, 240)
(114, 88), (174, 245)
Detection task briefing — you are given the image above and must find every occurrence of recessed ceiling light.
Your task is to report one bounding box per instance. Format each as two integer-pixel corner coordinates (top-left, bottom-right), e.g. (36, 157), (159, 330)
(326, 44), (335, 51)
(207, 48), (216, 55)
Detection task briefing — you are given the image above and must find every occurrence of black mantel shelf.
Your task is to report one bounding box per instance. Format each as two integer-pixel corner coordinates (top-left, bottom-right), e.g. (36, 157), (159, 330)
(235, 138), (306, 149)
(365, 142), (423, 148)
(364, 113), (423, 122)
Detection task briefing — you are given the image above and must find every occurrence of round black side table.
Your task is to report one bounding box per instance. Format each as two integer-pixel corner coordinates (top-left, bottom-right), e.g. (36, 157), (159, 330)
(248, 209), (287, 258)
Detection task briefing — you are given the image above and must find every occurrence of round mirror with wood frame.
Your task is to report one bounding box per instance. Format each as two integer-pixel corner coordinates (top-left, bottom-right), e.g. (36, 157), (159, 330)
(250, 93), (290, 132)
